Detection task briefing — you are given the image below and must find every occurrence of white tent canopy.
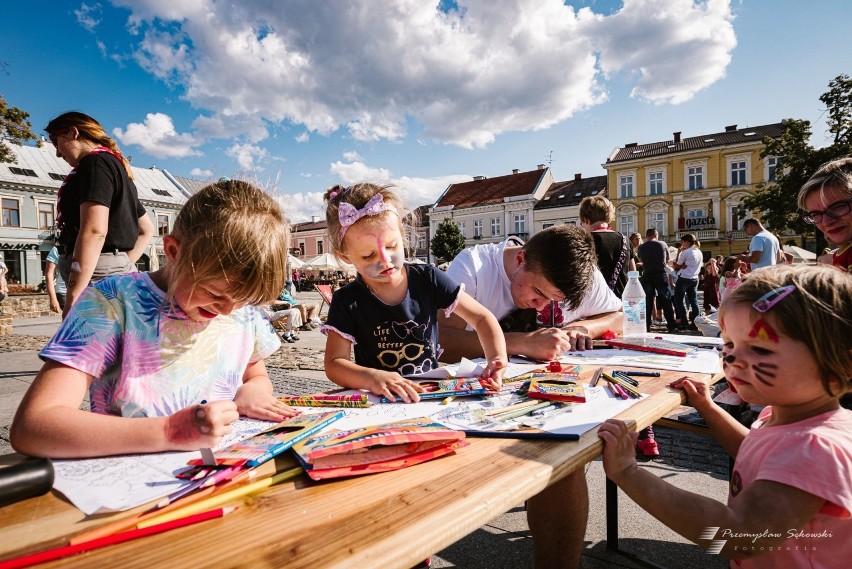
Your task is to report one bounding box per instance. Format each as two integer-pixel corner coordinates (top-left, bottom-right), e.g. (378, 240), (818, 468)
(304, 253), (355, 273)
(287, 254), (305, 269)
(783, 245), (817, 263)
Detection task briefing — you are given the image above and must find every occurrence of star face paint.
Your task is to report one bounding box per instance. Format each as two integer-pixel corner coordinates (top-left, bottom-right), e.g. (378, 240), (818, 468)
(718, 304), (827, 411)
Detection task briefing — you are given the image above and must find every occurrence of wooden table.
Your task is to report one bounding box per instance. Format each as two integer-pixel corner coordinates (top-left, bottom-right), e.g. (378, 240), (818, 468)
(0, 368), (719, 568)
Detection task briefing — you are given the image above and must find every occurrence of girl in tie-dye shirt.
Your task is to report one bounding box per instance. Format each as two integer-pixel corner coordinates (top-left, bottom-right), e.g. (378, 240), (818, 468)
(11, 181), (299, 458)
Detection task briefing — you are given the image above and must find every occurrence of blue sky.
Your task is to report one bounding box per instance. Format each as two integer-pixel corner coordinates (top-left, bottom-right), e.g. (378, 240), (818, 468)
(1, 0), (849, 222)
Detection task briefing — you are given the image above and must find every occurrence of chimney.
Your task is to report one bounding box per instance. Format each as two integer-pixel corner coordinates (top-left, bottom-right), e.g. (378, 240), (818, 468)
(537, 164), (545, 170)
(625, 142), (638, 148)
(673, 132), (681, 143)
(574, 173), (582, 181)
(473, 175), (486, 181)
(512, 169), (519, 175)
(725, 124), (737, 132)
(311, 215), (319, 222)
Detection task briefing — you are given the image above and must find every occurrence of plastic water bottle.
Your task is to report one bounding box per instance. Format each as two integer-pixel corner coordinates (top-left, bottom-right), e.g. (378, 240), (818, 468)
(622, 271), (647, 337)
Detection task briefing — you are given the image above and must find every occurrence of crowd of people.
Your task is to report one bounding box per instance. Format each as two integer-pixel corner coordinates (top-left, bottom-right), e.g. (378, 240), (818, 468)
(6, 110), (852, 568)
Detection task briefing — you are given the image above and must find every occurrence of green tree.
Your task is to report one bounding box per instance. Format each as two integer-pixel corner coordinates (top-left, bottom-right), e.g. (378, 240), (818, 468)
(0, 94), (39, 163)
(742, 74), (852, 252)
(430, 218), (466, 262)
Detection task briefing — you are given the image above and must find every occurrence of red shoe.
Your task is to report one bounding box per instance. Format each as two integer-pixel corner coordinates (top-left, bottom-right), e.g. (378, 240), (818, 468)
(636, 437), (660, 457)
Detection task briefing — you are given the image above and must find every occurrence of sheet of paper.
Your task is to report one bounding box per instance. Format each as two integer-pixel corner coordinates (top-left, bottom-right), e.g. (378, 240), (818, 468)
(557, 347), (721, 374)
(52, 418), (274, 515)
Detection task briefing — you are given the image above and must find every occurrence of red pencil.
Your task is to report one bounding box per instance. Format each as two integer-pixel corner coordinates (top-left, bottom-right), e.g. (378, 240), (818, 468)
(0, 506), (237, 569)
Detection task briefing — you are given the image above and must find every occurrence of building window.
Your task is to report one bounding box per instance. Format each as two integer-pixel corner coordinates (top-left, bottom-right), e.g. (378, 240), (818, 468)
(648, 171), (663, 195)
(2, 198), (21, 227)
(38, 202), (55, 230)
(619, 215), (635, 236)
(649, 212), (665, 236)
(619, 175), (634, 198)
(766, 156), (779, 182)
(157, 214), (169, 236)
(687, 166), (704, 190)
(491, 217), (501, 236)
(730, 206), (746, 231)
(473, 219), (483, 237)
(298, 241), (305, 256)
(542, 222), (555, 229)
(317, 239), (324, 254)
(418, 236), (426, 249)
(513, 214), (525, 234)
(730, 161), (747, 186)
(457, 221), (466, 237)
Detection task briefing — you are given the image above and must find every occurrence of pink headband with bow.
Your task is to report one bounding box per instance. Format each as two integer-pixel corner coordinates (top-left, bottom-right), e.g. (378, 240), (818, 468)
(338, 193), (399, 245)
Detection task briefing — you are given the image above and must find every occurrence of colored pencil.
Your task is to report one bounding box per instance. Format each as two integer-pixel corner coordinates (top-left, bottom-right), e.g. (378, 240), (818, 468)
(612, 371), (640, 387)
(137, 466), (302, 529)
(465, 431), (580, 440)
(589, 367), (604, 387)
(1, 507), (237, 569)
(494, 401), (553, 422)
(485, 399), (541, 416)
(278, 394), (370, 408)
(601, 371), (642, 397)
(613, 370), (661, 377)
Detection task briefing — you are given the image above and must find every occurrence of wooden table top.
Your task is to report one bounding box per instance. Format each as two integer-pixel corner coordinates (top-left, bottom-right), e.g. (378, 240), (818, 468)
(0, 368), (719, 568)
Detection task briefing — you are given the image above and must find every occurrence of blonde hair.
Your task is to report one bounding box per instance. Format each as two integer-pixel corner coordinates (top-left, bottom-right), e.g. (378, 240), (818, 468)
(167, 180), (289, 305)
(323, 183), (408, 257)
(45, 112), (134, 180)
(797, 156), (852, 209)
(719, 264), (852, 397)
(579, 195), (615, 225)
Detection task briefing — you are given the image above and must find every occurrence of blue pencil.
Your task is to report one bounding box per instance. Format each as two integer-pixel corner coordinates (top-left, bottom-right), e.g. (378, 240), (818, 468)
(613, 370), (661, 377)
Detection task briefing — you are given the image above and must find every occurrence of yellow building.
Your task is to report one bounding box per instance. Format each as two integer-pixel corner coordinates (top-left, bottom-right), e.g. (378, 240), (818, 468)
(602, 123), (785, 256)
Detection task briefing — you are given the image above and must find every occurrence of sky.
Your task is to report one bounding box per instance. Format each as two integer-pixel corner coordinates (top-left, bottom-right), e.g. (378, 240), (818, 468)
(1, 0), (849, 223)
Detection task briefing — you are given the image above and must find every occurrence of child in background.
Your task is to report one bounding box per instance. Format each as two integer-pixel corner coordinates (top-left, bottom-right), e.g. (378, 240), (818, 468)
(321, 183), (507, 403)
(11, 181), (299, 458)
(598, 265), (851, 566)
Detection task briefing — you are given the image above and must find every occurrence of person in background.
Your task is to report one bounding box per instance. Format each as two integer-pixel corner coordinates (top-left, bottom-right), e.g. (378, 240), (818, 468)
(672, 233), (702, 330)
(45, 112), (155, 318)
(703, 257), (720, 313)
(44, 246), (66, 313)
(599, 264), (852, 566)
(10, 181), (299, 458)
(271, 287), (319, 331)
(721, 256), (744, 302)
(798, 156), (852, 272)
(292, 269), (302, 292)
(629, 232), (643, 274)
(0, 260), (7, 315)
(739, 218), (783, 271)
(578, 196), (634, 297)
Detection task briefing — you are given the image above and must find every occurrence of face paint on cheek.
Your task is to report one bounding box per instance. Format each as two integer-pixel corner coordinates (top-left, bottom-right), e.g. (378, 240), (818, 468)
(722, 353), (736, 369)
(752, 363), (778, 386)
(748, 318), (780, 343)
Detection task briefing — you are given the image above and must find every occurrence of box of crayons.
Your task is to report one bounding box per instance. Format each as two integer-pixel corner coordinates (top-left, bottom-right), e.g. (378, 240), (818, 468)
(526, 372), (586, 403)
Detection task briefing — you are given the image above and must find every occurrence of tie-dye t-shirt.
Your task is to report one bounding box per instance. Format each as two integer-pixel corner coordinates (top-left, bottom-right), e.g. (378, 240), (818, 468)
(40, 272), (280, 418)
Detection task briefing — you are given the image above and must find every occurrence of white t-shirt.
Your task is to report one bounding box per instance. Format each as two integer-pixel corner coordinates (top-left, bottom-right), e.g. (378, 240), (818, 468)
(749, 229), (781, 270)
(676, 247), (703, 279)
(447, 239), (621, 329)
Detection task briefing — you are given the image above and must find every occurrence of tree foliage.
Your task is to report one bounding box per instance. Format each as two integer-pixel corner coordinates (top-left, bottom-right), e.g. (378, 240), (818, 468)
(0, 94), (39, 163)
(742, 74), (852, 251)
(430, 218), (466, 262)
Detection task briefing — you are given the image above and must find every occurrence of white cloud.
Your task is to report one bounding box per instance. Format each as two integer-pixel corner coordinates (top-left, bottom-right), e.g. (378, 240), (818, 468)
(295, 131), (310, 143)
(282, 154), (467, 223)
(113, 112), (200, 158)
(113, 0), (736, 147)
(74, 3), (102, 32)
(190, 167), (212, 177)
(226, 142), (268, 171)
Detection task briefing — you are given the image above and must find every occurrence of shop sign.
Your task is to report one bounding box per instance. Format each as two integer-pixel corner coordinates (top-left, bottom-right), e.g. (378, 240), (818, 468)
(0, 242), (39, 250)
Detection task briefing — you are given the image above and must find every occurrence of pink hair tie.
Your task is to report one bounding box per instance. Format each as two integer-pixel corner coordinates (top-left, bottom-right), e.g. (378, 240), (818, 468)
(329, 186), (352, 201)
(338, 193), (398, 245)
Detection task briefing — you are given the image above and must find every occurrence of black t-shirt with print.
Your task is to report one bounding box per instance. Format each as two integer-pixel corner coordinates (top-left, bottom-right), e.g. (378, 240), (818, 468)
(325, 263), (461, 376)
(59, 152), (145, 252)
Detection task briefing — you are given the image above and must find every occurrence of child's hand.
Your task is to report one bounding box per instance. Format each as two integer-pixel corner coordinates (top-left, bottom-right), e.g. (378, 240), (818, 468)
(480, 357), (507, 391)
(235, 382), (301, 422)
(597, 419), (639, 483)
(371, 371), (425, 403)
(164, 401), (239, 450)
(669, 377), (714, 412)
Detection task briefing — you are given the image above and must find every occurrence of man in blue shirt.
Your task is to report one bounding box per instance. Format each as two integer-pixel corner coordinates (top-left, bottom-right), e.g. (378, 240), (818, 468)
(739, 218), (783, 270)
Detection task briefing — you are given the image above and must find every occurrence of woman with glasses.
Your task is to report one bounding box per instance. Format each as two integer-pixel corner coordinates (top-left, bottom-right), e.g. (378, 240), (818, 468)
(45, 112), (155, 317)
(798, 156), (852, 272)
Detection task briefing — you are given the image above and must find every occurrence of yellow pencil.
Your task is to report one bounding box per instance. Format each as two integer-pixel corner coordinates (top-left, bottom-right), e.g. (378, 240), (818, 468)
(484, 399), (540, 416)
(137, 466), (302, 529)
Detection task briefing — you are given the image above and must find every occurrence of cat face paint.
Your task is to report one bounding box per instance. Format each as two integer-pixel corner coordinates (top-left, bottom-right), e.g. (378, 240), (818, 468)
(342, 215), (406, 285)
(719, 304), (826, 410)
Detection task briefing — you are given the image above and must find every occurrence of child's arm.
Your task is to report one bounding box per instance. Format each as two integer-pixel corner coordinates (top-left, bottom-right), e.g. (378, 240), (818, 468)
(598, 419), (826, 559)
(323, 330), (424, 403)
(234, 360), (300, 421)
(10, 361), (240, 458)
(450, 291), (507, 389)
(670, 377), (749, 457)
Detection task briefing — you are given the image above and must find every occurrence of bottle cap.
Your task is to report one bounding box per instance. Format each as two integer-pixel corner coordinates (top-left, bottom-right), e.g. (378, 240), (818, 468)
(627, 271), (640, 278)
